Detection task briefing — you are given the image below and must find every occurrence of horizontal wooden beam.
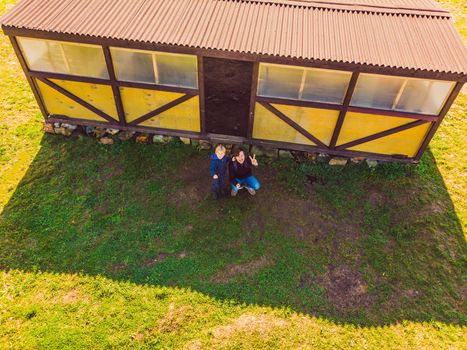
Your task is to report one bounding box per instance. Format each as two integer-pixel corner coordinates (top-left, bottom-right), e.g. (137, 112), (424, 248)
(37, 77), (117, 123)
(129, 94), (196, 126)
(117, 80), (198, 94)
(256, 96), (343, 111)
(28, 70), (199, 94)
(258, 101), (328, 149)
(29, 70), (110, 85)
(250, 138), (414, 163)
(346, 106), (438, 121)
(336, 119), (429, 150)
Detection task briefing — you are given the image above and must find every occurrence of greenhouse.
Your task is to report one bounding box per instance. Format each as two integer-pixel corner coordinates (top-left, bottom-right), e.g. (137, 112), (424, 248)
(1, 0), (466, 162)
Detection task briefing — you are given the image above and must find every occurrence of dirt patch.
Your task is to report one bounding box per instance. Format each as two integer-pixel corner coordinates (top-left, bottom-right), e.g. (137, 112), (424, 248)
(131, 332), (145, 343)
(153, 303), (195, 334)
(317, 266), (374, 311)
(62, 288), (86, 304)
(211, 256), (273, 283)
(142, 251), (189, 268)
(111, 262), (128, 273)
(211, 313), (288, 340)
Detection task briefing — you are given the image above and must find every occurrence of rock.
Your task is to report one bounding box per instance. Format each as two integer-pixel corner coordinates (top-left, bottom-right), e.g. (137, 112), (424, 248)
(291, 151), (308, 162)
(307, 153), (317, 162)
(54, 126), (64, 134)
(179, 137), (191, 145)
(61, 123), (77, 130)
(317, 153), (330, 163)
(44, 123), (55, 134)
(152, 135), (171, 144)
(99, 137), (114, 145)
(366, 159), (378, 168)
(85, 126), (95, 135)
(198, 140), (212, 150)
(136, 133), (150, 143)
(278, 150), (293, 158)
(53, 122), (61, 128)
(329, 157), (348, 166)
(94, 127), (107, 138)
(351, 157), (366, 163)
(106, 128), (119, 135)
(54, 127), (72, 136)
(118, 131), (134, 141)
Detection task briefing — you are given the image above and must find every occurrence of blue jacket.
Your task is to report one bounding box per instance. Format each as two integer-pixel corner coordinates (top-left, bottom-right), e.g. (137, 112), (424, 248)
(210, 154), (230, 177)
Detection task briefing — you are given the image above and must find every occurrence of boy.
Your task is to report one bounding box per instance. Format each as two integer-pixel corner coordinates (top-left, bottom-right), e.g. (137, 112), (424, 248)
(210, 144), (230, 199)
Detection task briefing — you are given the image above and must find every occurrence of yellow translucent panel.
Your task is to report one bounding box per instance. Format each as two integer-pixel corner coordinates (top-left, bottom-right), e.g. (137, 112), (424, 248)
(50, 79), (118, 120)
(337, 112), (414, 146)
(252, 103), (315, 145)
(140, 96), (200, 132)
(272, 104), (339, 146)
(348, 123), (431, 157)
(36, 79), (107, 122)
(119, 87), (184, 122)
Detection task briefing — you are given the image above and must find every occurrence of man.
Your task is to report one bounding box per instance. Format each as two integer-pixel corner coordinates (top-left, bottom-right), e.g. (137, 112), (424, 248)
(229, 148), (260, 197)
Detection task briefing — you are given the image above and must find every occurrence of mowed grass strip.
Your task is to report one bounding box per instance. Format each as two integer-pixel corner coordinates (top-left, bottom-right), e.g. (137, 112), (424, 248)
(0, 0), (466, 348)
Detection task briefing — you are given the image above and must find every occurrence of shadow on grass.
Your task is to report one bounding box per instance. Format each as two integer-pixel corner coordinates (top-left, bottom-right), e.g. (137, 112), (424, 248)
(0, 134), (465, 327)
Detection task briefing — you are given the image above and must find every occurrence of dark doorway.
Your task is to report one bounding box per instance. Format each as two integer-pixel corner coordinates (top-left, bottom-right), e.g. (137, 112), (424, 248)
(203, 57), (253, 137)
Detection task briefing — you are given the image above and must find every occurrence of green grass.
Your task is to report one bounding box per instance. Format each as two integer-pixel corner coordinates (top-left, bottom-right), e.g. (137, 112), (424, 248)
(0, 0), (466, 348)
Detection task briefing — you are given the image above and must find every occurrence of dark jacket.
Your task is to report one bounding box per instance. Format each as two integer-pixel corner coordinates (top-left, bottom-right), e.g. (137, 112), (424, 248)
(210, 154), (230, 177)
(229, 158), (253, 185)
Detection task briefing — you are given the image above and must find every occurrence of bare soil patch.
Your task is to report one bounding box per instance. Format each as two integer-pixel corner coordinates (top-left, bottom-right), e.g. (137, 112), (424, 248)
(211, 256), (273, 283)
(211, 313), (288, 339)
(142, 251), (189, 268)
(317, 266), (374, 311)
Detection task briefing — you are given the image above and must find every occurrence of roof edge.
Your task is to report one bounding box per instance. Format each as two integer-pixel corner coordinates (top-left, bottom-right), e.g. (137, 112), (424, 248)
(240, 0), (452, 17)
(2, 26), (466, 80)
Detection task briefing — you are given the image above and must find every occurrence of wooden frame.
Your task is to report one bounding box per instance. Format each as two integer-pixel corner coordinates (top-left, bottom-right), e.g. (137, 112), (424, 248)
(6, 29), (465, 163)
(36, 77), (117, 123)
(258, 101), (328, 148)
(330, 72), (360, 149)
(102, 45), (126, 126)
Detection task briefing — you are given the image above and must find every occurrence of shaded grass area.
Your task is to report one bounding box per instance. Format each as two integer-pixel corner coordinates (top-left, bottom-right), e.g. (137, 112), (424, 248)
(0, 134), (465, 349)
(0, 0), (466, 348)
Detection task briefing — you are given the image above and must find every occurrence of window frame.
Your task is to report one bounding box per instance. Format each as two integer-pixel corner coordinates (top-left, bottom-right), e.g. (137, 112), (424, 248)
(17, 36), (110, 79)
(110, 47), (199, 89)
(350, 73), (455, 116)
(257, 62), (352, 105)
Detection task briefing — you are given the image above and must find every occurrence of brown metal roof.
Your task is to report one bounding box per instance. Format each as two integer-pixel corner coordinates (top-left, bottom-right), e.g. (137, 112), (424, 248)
(1, 0), (466, 75)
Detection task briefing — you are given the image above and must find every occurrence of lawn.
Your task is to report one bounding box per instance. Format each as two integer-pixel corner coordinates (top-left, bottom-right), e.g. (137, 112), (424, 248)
(0, 0), (466, 349)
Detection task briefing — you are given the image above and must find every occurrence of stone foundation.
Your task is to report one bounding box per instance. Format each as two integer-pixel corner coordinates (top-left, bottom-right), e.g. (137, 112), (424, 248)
(46, 122), (382, 168)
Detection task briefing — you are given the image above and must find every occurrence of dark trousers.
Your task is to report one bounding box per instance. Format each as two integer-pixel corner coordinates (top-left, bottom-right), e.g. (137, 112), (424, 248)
(211, 173), (226, 194)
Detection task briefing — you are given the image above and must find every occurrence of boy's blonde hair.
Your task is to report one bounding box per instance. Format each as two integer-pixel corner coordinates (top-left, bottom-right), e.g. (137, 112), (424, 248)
(215, 144), (226, 153)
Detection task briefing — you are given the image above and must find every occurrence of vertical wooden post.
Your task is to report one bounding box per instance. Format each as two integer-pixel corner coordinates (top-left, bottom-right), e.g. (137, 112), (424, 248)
(102, 45), (126, 126)
(329, 71), (360, 149)
(414, 81), (464, 161)
(197, 56), (206, 135)
(8, 36), (49, 119)
(247, 61), (260, 140)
